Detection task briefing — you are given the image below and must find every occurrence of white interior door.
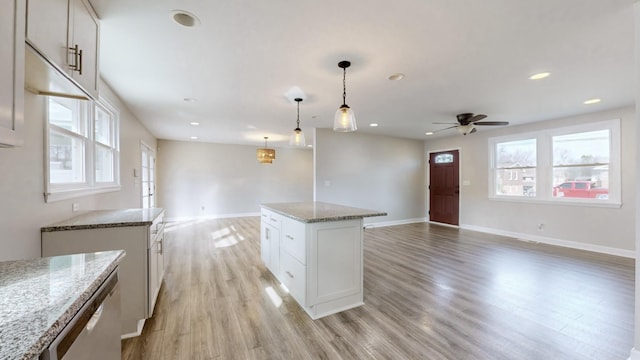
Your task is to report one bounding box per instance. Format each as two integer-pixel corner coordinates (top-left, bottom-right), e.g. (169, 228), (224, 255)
(141, 143), (155, 209)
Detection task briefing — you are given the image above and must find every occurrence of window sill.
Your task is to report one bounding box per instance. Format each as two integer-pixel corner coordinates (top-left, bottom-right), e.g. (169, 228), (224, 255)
(45, 185), (121, 203)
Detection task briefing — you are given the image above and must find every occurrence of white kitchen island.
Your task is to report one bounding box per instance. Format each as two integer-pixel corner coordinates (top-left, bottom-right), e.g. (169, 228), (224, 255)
(260, 201), (386, 319)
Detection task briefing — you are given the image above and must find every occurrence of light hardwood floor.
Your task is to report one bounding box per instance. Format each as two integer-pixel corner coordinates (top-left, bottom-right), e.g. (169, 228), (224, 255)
(122, 217), (634, 360)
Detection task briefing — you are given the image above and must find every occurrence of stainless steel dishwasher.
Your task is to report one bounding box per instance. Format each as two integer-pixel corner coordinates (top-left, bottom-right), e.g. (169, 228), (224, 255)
(41, 270), (121, 360)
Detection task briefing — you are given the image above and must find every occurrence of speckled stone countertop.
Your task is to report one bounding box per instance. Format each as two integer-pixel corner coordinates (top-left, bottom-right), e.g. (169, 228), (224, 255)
(41, 208), (165, 232)
(261, 201), (387, 223)
(0, 250), (125, 360)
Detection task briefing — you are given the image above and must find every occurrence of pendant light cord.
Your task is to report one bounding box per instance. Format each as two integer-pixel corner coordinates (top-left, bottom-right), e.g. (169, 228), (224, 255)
(342, 67), (347, 106)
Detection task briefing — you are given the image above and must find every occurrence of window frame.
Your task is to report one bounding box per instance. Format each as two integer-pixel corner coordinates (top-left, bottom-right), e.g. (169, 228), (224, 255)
(488, 119), (621, 208)
(45, 95), (121, 202)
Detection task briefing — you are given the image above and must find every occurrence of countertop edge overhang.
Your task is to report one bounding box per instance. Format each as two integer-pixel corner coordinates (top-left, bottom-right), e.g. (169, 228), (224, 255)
(41, 208), (165, 232)
(261, 201), (387, 223)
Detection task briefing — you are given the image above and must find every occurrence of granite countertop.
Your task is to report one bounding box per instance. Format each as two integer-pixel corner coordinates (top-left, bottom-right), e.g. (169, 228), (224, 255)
(0, 250), (125, 360)
(261, 201), (387, 223)
(41, 208), (165, 232)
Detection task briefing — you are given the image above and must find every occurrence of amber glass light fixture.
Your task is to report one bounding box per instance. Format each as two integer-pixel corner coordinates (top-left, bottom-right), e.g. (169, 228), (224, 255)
(256, 137), (276, 164)
(289, 98), (306, 146)
(333, 60), (357, 132)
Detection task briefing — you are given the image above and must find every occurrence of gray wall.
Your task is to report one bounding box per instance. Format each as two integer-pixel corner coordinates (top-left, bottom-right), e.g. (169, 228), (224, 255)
(0, 82), (157, 261)
(156, 140), (313, 220)
(314, 128), (426, 225)
(424, 106), (635, 255)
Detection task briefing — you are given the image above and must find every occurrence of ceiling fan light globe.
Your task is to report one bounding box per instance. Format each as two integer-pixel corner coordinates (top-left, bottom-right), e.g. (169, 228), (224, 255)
(333, 106), (357, 132)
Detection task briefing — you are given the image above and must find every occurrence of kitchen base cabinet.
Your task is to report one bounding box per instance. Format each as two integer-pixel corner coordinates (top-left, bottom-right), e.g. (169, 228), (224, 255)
(41, 209), (165, 338)
(260, 202), (386, 320)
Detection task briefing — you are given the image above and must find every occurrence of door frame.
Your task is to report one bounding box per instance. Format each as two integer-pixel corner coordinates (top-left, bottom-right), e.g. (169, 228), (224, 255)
(427, 147), (462, 227)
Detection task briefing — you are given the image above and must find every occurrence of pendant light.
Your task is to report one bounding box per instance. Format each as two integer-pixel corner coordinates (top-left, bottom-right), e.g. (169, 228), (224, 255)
(289, 98), (306, 146)
(333, 60), (357, 132)
(256, 137), (276, 164)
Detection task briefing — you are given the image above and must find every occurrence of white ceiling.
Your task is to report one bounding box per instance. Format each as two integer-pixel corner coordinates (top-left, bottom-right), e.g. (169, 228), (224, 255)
(89, 0), (635, 148)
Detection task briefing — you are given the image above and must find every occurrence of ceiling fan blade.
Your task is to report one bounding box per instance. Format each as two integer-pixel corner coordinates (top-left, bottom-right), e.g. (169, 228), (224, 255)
(473, 121), (509, 126)
(432, 122), (458, 125)
(433, 125), (458, 133)
(469, 114), (487, 123)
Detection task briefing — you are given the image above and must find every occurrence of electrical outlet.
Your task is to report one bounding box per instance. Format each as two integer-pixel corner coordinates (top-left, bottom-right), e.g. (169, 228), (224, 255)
(537, 223), (544, 232)
(72, 203), (80, 212)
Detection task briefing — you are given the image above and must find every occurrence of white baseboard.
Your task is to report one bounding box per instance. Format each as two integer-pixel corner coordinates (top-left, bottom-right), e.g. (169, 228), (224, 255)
(121, 319), (146, 339)
(460, 223), (635, 259)
(364, 218), (427, 229)
(164, 212), (260, 223)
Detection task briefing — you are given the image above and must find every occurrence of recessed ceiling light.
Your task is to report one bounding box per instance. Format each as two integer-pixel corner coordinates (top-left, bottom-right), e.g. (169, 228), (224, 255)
(388, 73), (405, 81)
(172, 10), (200, 28)
(369, 123), (379, 127)
(190, 136), (198, 140)
(425, 132), (434, 136)
(583, 98), (601, 105)
(189, 122), (200, 126)
(529, 72), (550, 80)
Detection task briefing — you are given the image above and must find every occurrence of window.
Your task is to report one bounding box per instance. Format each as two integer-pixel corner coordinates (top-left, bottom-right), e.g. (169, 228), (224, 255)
(494, 138), (536, 196)
(45, 96), (120, 202)
(489, 119), (620, 206)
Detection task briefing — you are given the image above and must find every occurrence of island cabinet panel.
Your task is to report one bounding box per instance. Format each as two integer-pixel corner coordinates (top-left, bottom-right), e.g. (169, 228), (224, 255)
(260, 205), (373, 320)
(307, 220), (362, 307)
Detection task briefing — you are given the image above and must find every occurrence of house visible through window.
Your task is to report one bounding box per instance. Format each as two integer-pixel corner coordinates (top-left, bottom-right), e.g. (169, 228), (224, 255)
(45, 95), (120, 202)
(489, 119), (620, 206)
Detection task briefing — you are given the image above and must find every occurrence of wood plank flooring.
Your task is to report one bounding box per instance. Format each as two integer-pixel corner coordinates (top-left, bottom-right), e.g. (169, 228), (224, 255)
(122, 218), (634, 360)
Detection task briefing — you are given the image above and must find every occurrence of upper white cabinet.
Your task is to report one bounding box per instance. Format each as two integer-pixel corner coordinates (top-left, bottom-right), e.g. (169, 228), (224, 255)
(26, 0), (99, 98)
(0, 0), (25, 147)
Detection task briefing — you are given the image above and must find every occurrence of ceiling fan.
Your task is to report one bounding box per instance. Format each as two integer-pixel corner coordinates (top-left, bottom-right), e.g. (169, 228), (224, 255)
(433, 113), (509, 135)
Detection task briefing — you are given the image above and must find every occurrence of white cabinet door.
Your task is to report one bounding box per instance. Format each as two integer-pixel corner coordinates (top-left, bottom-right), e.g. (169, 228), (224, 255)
(260, 221), (271, 265)
(0, 0), (25, 147)
(69, 0), (99, 97)
(25, 0), (99, 98)
(26, 0), (69, 68)
(148, 241), (159, 316)
(267, 224), (281, 279)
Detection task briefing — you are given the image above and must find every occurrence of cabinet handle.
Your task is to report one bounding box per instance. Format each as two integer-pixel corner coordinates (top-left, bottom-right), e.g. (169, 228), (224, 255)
(286, 235), (294, 240)
(270, 218), (277, 222)
(69, 45), (80, 72)
(78, 48), (83, 75)
(158, 240), (163, 254)
(285, 271), (294, 279)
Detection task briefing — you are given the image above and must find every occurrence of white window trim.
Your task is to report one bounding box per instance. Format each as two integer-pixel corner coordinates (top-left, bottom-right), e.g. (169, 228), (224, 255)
(488, 119), (621, 208)
(44, 95), (121, 203)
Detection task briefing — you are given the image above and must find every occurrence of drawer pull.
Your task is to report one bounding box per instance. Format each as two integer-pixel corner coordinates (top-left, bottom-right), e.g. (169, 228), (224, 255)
(270, 217), (277, 222)
(285, 271), (294, 279)
(286, 235), (294, 240)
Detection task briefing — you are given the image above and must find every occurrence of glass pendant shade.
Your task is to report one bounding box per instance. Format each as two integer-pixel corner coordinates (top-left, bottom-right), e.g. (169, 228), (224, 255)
(257, 137), (275, 164)
(333, 105), (357, 132)
(290, 128), (306, 146)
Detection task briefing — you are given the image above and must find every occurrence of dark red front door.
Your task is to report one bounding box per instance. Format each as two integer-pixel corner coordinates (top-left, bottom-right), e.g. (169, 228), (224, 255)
(429, 150), (459, 226)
